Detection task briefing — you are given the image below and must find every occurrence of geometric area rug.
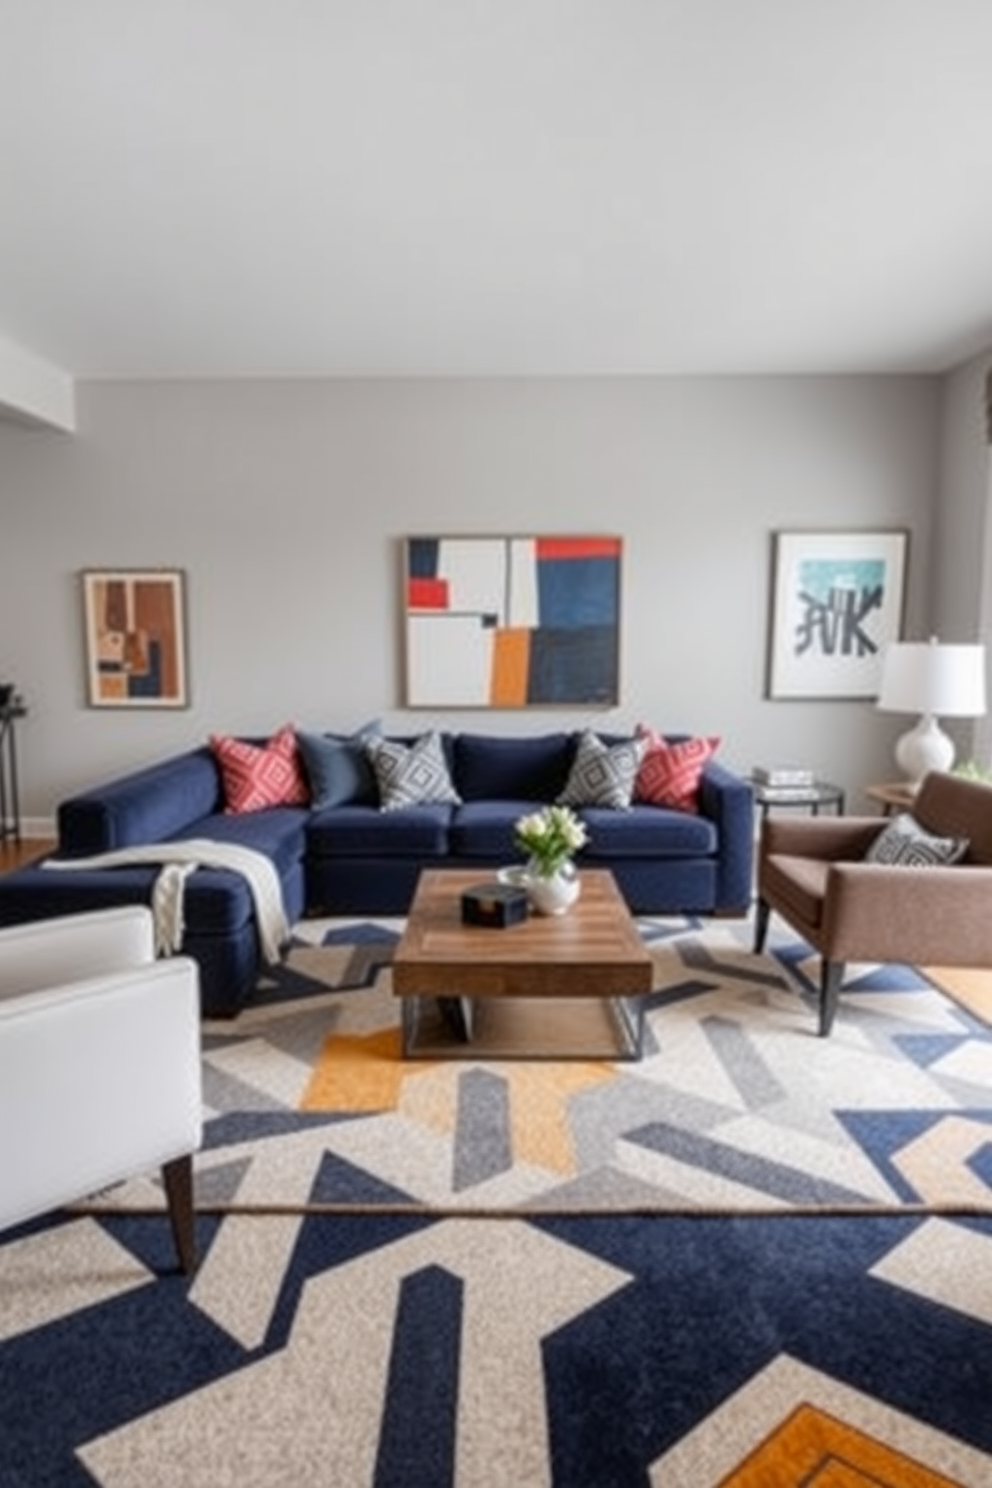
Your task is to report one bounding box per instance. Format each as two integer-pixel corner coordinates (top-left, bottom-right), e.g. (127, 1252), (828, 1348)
(2, 1209), (992, 1485)
(5, 916), (992, 1484)
(80, 912), (992, 1217)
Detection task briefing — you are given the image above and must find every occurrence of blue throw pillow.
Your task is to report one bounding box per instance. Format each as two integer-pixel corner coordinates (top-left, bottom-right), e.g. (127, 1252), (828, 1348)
(298, 721), (382, 808)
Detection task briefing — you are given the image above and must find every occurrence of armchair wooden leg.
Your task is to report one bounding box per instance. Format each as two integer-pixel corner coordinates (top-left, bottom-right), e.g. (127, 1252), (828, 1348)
(754, 898), (771, 953)
(162, 1154), (197, 1276)
(819, 960), (845, 1037)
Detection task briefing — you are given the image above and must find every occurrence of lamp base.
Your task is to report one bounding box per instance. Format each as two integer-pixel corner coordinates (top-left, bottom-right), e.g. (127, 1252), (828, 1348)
(894, 714), (955, 784)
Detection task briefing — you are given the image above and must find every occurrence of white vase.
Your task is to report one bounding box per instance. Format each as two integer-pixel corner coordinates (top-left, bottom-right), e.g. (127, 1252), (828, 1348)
(525, 859), (581, 916)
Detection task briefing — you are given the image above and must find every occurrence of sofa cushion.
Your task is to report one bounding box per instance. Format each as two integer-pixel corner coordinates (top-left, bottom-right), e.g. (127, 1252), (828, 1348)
(558, 730), (646, 810)
(297, 721), (381, 808)
(306, 803), (453, 858)
(209, 725), (308, 813)
(634, 728), (720, 811)
(448, 800), (536, 859)
(579, 803), (717, 858)
(453, 732), (575, 802)
(366, 731), (462, 811)
(865, 812), (969, 867)
(173, 807), (309, 881)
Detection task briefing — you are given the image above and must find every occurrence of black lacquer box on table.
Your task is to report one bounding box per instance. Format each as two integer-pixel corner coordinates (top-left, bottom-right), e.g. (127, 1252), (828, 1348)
(461, 881), (529, 928)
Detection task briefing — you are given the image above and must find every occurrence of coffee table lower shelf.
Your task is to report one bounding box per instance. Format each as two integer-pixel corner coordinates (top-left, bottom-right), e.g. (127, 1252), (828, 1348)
(401, 993), (645, 1062)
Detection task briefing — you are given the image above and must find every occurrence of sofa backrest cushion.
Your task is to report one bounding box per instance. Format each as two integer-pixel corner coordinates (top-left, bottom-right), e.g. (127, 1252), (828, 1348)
(59, 749), (223, 855)
(454, 732), (575, 802)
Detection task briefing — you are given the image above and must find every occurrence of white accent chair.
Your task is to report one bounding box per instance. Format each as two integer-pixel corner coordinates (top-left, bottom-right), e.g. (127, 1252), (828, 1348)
(0, 906), (202, 1273)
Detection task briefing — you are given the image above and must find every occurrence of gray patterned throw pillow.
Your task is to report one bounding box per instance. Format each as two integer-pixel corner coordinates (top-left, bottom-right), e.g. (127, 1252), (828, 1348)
(557, 730), (646, 810)
(365, 731), (462, 812)
(865, 811), (969, 867)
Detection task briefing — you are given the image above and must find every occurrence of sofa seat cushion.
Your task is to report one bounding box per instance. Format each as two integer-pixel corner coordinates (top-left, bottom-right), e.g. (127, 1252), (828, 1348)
(173, 807), (309, 881)
(306, 803), (453, 858)
(454, 732), (575, 802)
(761, 853), (829, 929)
(580, 804), (717, 858)
(448, 800), (537, 859)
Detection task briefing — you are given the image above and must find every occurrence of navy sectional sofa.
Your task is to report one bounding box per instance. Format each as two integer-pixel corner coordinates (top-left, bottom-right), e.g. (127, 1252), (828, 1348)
(0, 730), (754, 1017)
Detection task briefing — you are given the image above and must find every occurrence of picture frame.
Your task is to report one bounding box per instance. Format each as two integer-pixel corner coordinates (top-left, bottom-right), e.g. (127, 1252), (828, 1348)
(81, 568), (190, 708)
(766, 529), (908, 700)
(403, 535), (622, 708)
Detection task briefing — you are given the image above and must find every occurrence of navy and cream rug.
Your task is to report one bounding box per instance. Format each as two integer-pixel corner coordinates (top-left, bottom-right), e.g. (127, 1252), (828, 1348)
(6, 915), (992, 1485)
(86, 913), (992, 1216)
(3, 1208), (992, 1485)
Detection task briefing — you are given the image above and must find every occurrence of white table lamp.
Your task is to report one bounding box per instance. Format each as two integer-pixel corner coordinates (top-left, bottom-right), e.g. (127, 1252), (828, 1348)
(877, 637), (987, 784)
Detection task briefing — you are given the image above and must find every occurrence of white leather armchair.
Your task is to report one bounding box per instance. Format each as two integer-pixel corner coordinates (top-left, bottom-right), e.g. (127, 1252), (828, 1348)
(0, 906), (203, 1273)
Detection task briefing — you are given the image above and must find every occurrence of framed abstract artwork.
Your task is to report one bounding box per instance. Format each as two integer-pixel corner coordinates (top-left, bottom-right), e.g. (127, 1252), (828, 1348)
(767, 529), (908, 699)
(81, 568), (190, 708)
(403, 535), (622, 707)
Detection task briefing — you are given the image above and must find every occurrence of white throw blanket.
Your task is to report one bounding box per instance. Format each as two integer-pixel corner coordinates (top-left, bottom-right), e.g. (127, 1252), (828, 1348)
(43, 840), (290, 960)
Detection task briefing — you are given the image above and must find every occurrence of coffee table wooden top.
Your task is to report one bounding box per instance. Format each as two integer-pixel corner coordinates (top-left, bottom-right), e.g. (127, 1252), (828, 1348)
(393, 868), (653, 1000)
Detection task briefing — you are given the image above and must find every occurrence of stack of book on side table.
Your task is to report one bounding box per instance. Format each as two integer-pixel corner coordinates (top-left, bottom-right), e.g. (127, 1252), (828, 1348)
(752, 766), (817, 799)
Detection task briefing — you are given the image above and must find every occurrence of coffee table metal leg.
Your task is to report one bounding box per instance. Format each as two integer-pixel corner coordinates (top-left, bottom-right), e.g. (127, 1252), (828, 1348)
(610, 996), (645, 1059)
(437, 996), (473, 1042)
(400, 992), (646, 1061)
(401, 997), (415, 1059)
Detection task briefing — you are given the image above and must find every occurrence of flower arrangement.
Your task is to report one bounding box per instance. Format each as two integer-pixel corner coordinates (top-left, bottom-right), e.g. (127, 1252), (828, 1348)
(514, 804), (589, 878)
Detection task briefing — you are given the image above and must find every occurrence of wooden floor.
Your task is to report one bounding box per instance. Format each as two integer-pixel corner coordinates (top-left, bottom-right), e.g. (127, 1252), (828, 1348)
(0, 839), (55, 873)
(924, 965), (992, 1025)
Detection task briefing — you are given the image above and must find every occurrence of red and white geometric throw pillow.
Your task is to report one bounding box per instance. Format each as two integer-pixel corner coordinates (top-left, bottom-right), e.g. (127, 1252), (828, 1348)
(209, 724), (309, 814)
(633, 725), (720, 812)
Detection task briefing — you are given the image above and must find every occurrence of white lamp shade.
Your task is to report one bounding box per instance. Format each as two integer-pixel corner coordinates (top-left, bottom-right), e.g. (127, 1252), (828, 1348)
(877, 641), (987, 718)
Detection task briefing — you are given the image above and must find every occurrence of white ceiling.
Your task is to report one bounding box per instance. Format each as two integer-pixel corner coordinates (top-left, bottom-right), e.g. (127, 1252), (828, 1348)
(3, 0), (992, 380)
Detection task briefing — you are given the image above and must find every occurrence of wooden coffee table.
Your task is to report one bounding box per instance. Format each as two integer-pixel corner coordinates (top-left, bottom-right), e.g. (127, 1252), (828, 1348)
(392, 868), (654, 1061)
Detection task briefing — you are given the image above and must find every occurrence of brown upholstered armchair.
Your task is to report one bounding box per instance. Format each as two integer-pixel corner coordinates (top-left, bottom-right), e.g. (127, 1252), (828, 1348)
(754, 770), (992, 1036)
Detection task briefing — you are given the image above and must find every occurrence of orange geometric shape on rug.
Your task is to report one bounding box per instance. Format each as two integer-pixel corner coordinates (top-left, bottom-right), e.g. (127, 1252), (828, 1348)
(398, 1059), (616, 1175)
(508, 1062), (616, 1174)
(724, 1403), (967, 1487)
(300, 1028), (429, 1112)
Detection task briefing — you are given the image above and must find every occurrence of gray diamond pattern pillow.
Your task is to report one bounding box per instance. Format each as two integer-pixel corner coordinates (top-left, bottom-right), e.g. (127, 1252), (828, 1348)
(865, 811), (969, 866)
(558, 730), (646, 810)
(366, 731), (461, 812)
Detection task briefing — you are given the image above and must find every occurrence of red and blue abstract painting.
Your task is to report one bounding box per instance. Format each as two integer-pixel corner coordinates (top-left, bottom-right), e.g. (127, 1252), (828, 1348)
(404, 535), (621, 707)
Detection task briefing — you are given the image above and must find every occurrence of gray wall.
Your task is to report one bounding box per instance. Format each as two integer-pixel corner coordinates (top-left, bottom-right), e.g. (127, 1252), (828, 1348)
(937, 350), (992, 766)
(0, 375), (943, 831)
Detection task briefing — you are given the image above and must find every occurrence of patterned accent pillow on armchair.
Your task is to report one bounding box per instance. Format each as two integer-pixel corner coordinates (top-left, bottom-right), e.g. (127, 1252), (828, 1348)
(865, 812), (969, 866)
(634, 726), (720, 812)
